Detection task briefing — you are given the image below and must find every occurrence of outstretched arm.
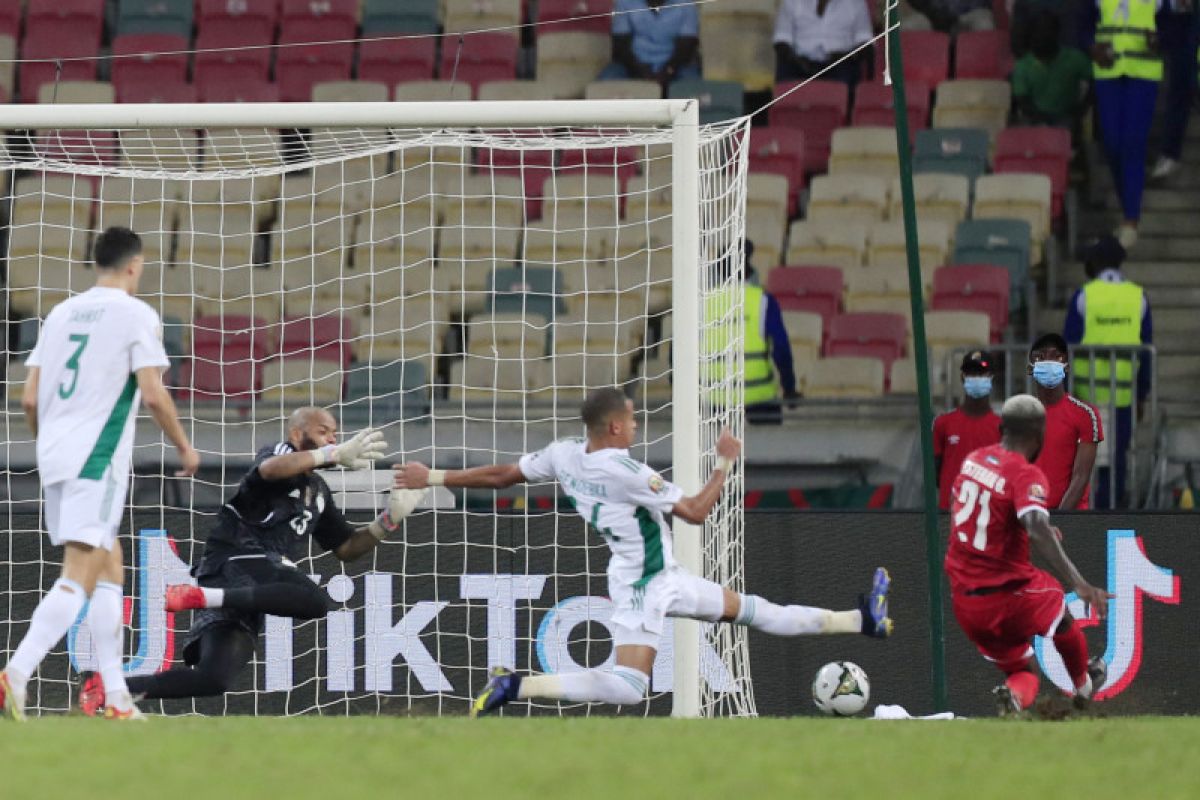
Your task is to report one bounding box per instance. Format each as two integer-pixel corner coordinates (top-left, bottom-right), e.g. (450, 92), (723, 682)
(1023, 511), (1112, 618)
(258, 429), (387, 482)
(671, 429), (741, 525)
(396, 461), (526, 490)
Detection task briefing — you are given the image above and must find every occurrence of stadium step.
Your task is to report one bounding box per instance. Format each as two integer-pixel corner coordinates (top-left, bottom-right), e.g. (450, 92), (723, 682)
(1150, 308), (1198, 335)
(1097, 188), (1200, 213)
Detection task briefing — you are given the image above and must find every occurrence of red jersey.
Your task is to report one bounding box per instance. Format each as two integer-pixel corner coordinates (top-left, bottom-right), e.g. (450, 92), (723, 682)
(933, 407), (1002, 510)
(1034, 394), (1103, 510)
(944, 444), (1051, 592)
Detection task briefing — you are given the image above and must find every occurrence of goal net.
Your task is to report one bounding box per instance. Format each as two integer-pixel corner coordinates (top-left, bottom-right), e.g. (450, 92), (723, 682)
(0, 100), (753, 718)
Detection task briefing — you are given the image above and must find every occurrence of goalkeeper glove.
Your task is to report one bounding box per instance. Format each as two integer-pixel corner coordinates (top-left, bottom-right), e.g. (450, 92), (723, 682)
(311, 429), (387, 470)
(373, 488), (428, 537)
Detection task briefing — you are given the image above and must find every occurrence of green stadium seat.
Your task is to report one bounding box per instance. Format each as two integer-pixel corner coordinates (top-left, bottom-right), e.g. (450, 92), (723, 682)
(363, 0), (439, 34)
(117, 0), (193, 36)
(952, 219), (1032, 309)
(490, 266), (566, 318)
(344, 360), (429, 420)
(14, 318), (39, 356)
(914, 128), (988, 181)
(668, 79), (745, 124)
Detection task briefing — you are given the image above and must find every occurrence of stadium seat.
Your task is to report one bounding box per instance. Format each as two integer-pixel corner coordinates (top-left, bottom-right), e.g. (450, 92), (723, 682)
(116, 0), (193, 36)
(276, 41), (355, 102)
(780, 310), (824, 366)
(180, 359), (261, 402)
(954, 30), (1012, 80)
(439, 33), (519, 92)
(0, 3), (19, 39)
(117, 75), (197, 104)
(768, 81), (848, 174)
(33, 82), (119, 165)
(913, 127), (990, 179)
(844, 264), (913, 314)
(194, 46), (273, 95)
(584, 80), (661, 100)
(199, 75), (281, 103)
(280, 0), (358, 39)
(542, 173), (621, 226)
(358, 295), (450, 364)
(889, 357), (918, 394)
(931, 264), (1010, 342)
(804, 356), (885, 398)
(785, 220), (867, 271)
(476, 141), (553, 217)
(932, 80), (1012, 140)
(766, 265), (844, 325)
(829, 126), (901, 176)
(866, 219), (952, 281)
(972, 173), (1052, 261)
(260, 357), (345, 407)
(448, 354), (540, 404)
(279, 313), (355, 367)
(490, 265), (567, 318)
(748, 127), (807, 215)
(851, 82), (931, 137)
(343, 360), (430, 421)
(746, 174), (791, 251)
(28, 0), (104, 44)
(668, 80), (745, 124)
(444, 0), (522, 33)
(699, 0), (776, 91)
(362, 0), (440, 35)
(952, 219), (1032, 307)
(538, 32), (611, 98)
(745, 215), (787, 274)
(20, 24), (99, 102)
(923, 309), (991, 383)
(193, 314), (277, 362)
(466, 312), (550, 359)
(888, 172), (971, 230)
(0, 35), (14, 102)
(478, 80), (560, 102)
(994, 127), (1071, 222)
(312, 80), (389, 103)
(537, 0), (613, 34)
(359, 36), (437, 85)
(899, 31), (951, 87)
(197, 0), (279, 41)
(827, 312), (908, 373)
(97, 177), (177, 264)
(806, 174), (889, 228)
(111, 34), (189, 91)
(395, 80), (474, 102)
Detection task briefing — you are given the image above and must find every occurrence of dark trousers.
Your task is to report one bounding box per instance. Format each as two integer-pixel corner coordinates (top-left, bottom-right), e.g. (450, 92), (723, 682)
(1094, 77), (1159, 220)
(1095, 405), (1131, 509)
(1160, 16), (1199, 161)
(776, 56), (861, 90)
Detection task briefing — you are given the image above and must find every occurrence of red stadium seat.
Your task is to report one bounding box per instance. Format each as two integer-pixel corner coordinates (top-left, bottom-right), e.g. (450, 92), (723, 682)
(195, 0), (277, 87)
(280, 314), (354, 367)
(275, 41), (355, 101)
(280, 0), (358, 42)
(0, 2), (20, 38)
(199, 74), (280, 103)
(193, 315), (278, 362)
(954, 30), (1012, 79)
(440, 33), (520, 92)
(994, 127), (1071, 222)
(537, 0), (613, 34)
(851, 82), (931, 136)
(931, 264), (1011, 343)
(876, 31), (949, 87)
(359, 36), (437, 85)
(112, 34), (189, 91)
(765, 265), (843, 329)
(560, 144), (641, 183)
(179, 359), (261, 401)
(477, 144), (555, 218)
(20, 27), (99, 102)
(36, 130), (120, 166)
(117, 74), (197, 103)
(768, 81), (848, 175)
(197, 0), (279, 43)
(28, 0), (104, 45)
(748, 126), (807, 216)
(827, 311), (907, 372)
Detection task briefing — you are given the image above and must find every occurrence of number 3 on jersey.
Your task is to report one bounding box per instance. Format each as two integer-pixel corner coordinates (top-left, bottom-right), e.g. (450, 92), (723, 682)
(58, 334), (89, 399)
(954, 479), (991, 551)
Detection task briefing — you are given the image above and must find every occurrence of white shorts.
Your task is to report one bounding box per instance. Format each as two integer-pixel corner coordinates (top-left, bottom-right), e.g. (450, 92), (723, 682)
(608, 565), (726, 648)
(44, 471), (127, 550)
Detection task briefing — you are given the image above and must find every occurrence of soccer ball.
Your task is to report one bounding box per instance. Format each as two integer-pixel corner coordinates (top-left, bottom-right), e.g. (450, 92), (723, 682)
(812, 661), (870, 716)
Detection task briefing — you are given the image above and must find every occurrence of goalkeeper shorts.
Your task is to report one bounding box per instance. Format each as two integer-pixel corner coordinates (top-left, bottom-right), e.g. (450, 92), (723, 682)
(43, 470), (128, 550)
(608, 566), (726, 649)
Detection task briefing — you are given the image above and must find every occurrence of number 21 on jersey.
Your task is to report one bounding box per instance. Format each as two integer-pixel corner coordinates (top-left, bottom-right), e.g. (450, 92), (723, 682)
(954, 479), (991, 551)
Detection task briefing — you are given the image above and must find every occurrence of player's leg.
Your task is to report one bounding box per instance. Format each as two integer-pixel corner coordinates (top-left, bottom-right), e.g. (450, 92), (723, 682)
(83, 537), (140, 716)
(123, 625), (256, 700)
(1052, 612), (1107, 706)
(716, 567), (893, 638)
(165, 559), (330, 620)
(951, 593), (1041, 715)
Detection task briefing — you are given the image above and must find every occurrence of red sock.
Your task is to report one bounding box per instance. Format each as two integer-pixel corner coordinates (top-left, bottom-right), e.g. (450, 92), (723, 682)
(1053, 623), (1090, 691)
(1005, 670), (1040, 709)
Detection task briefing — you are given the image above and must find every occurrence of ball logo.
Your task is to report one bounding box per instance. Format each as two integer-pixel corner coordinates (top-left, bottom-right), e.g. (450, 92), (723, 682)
(648, 474), (666, 494)
(1029, 483), (1048, 503)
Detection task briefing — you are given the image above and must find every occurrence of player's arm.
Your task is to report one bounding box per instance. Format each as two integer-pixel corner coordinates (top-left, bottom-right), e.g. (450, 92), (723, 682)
(21, 367), (39, 436)
(136, 366), (200, 477)
(327, 483), (427, 562)
(1058, 439), (1097, 510)
(257, 429), (387, 482)
(396, 461), (526, 490)
(671, 429), (741, 525)
(1022, 510), (1112, 618)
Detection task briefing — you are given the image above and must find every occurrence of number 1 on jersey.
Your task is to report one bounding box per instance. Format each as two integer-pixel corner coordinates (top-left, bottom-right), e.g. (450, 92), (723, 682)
(58, 333), (89, 399)
(954, 479), (991, 551)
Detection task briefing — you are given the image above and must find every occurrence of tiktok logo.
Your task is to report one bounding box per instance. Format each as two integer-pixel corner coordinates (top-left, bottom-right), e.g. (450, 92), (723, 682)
(1035, 529), (1181, 700)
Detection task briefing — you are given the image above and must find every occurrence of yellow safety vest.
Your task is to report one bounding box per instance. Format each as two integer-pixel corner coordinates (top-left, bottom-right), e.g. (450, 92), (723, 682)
(1074, 279), (1143, 407)
(1095, 0), (1164, 81)
(704, 284), (778, 406)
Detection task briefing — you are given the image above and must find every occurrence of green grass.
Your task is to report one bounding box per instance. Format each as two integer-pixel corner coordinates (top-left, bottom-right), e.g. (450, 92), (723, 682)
(3, 716), (1198, 799)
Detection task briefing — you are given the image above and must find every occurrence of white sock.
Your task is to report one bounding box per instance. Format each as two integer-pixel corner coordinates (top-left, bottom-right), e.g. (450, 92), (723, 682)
(733, 594), (863, 636)
(87, 581), (132, 709)
(517, 667), (649, 706)
(1075, 674), (1094, 700)
(8, 577), (89, 690)
(201, 587), (225, 608)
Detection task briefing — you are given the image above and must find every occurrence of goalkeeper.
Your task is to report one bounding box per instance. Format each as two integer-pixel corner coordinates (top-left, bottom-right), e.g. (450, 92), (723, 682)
(78, 406), (425, 710)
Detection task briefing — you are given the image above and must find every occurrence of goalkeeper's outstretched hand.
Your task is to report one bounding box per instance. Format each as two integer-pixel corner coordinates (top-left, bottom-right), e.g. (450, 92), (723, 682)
(317, 428), (387, 470)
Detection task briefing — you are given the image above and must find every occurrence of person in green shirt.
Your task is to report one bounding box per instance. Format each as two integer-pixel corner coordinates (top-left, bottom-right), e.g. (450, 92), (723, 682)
(1012, 11), (1093, 128)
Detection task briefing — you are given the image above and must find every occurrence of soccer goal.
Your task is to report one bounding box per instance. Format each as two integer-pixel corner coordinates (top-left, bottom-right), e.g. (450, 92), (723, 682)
(0, 99), (753, 718)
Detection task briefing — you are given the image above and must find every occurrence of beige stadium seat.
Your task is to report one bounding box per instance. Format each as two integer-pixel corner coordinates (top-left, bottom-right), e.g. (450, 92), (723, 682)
(806, 174), (889, 228)
(186, 176), (277, 220)
(781, 310), (823, 364)
(260, 358), (344, 407)
(785, 220), (867, 270)
(829, 127), (900, 177)
(5, 256), (91, 316)
(804, 356), (885, 398)
(11, 174), (94, 229)
(866, 219), (952, 284)
(922, 309), (991, 389)
(746, 173), (790, 231)
(176, 205), (257, 267)
(203, 128), (283, 171)
(552, 316), (644, 354)
(466, 312), (550, 359)
(889, 173), (971, 230)
(933, 80), (1012, 139)
(973, 173), (1052, 261)
(844, 265), (913, 314)
(699, 0), (776, 92)
(358, 295), (451, 363)
(140, 262), (198, 321)
(352, 213), (439, 285)
(543, 173), (621, 226)
(623, 174), (673, 223)
(394, 80), (473, 102)
(5, 361), (28, 407)
(441, 173), (526, 229)
(281, 167), (367, 216)
(612, 227), (672, 311)
(304, 132), (390, 197)
(889, 357), (918, 394)
(0, 35), (14, 100)
(271, 207), (351, 267)
(448, 354), (539, 404)
(531, 351), (635, 401)
(37, 80), (114, 104)
(538, 32), (610, 99)
(121, 128), (201, 171)
(585, 80), (661, 100)
(311, 80), (389, 103)
(437, 226), (521, 283)
(97, 177), (179, 263)
(745, 214), (786, 274)
(444, 0), (521, 33)
(192, 262), (283, 321)
(478, 80), (559, 102)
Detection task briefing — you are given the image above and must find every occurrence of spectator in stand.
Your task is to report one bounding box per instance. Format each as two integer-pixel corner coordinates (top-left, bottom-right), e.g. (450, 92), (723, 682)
(1011, 0), (1088, 57)
(1064, 235), (1152, 508)
(598, 0), (700, 87)
(773, 0), (873, 88)
(1012, 13), (1092, 131)
(1088, 0), (1165, 248)
(901, 0), (995, 31)
(1028, 333), (1104, 509)
(1150, 0), (1199, 180)
(933, 351), (1003, 511)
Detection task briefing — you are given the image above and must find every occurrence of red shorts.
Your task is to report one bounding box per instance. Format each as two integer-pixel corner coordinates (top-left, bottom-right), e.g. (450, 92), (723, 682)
(951, 569), (1067, 672)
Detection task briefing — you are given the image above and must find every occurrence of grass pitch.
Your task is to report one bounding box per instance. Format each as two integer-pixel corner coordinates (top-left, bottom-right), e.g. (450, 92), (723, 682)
(3, 716), (1197, 799)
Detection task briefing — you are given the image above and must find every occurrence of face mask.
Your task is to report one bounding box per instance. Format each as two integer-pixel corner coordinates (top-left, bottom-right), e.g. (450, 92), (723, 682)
(963, 376), (992, 398)
(1032, 360), (1066, 388)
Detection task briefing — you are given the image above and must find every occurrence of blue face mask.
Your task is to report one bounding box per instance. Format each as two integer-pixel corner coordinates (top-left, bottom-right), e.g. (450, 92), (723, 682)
(963, 376), (992, 398)
(1032, 360), (1066, 388)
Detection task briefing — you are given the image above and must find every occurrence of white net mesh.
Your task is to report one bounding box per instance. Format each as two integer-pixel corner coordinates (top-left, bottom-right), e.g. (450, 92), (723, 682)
(1, 113), (752, 717)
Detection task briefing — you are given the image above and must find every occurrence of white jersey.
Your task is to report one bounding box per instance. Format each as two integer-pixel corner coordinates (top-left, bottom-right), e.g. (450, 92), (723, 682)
(25, 286), (169, 485)
(519, 438), (685, 588)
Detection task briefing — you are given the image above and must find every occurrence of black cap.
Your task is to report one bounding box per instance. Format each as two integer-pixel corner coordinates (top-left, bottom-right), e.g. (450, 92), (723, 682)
(961, 350), (994, 375)
(1080, 234), (1126, 270)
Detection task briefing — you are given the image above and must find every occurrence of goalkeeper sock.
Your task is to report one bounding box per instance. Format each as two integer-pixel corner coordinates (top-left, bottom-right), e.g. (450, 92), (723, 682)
(8, 577), (89, 690)
(87, 581), (133, 710)
(1053, 623), (1091, 695)
(733, 595), (862, 635)
(518, 667), (649, 706)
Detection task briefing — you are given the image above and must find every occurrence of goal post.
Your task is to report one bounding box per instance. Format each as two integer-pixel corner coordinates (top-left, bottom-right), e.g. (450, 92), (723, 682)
(0, 99), (751, 718)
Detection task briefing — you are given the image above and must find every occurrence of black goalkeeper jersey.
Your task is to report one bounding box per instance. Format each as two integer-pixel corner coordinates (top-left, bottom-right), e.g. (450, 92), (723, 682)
(203, 442), (355, 562)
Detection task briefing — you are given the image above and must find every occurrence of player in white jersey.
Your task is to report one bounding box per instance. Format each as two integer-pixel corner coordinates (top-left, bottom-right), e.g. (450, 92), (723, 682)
(396, 387), (893, 716)
(0, 227), (200, 722)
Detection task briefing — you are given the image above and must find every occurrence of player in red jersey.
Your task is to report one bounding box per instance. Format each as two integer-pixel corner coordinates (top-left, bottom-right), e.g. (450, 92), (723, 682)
(945, 394), (1112, 715)
(933, 350), (1001, 510)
